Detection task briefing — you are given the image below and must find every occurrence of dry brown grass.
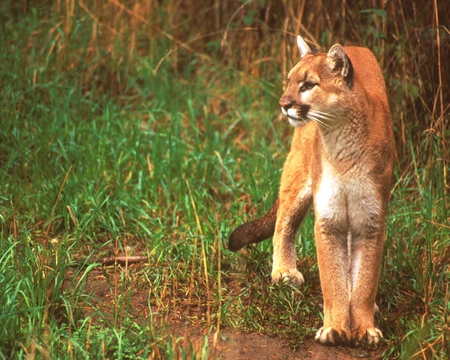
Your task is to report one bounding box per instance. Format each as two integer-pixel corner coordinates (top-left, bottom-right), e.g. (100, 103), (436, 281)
(37, 0), (449, 173)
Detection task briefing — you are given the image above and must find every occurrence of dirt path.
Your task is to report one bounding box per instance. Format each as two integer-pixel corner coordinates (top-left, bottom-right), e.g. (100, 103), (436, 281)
(74, 263), (386, 359)
(199, 329), (384, 359)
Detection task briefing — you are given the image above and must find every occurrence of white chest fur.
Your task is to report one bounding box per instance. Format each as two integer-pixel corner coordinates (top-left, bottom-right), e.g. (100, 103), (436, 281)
(314, 160), (382, 291)
(314, 160), (381, 236)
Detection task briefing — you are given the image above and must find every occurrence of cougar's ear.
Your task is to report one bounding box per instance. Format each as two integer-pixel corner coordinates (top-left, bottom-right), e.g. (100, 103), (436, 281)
(327, 44), (354, 85)
(297, 35), (312, 58)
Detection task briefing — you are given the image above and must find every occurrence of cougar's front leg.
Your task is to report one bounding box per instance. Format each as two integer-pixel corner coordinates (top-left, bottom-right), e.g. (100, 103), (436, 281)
(314, 221), (352, 345)
(349, 230), (385, 344)
(271, 160), (312, 285)
(271, 188), (312, 284)
(270, 126), (315, 285)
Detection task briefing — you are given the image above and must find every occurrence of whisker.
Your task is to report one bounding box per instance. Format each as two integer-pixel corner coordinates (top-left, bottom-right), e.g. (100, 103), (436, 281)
(310, 109), (331, 115)
(308, 110), (332, 129)
(310, 113), (332, 122)
(307, 114), (331, 129)
(310, 110), (335, 121)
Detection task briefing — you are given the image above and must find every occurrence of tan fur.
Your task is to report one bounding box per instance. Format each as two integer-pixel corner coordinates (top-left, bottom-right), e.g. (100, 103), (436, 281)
(229, 36), (394, 346)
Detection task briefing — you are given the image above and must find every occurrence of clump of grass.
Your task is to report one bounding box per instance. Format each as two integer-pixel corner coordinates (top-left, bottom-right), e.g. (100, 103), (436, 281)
(0, 233), (78, 357)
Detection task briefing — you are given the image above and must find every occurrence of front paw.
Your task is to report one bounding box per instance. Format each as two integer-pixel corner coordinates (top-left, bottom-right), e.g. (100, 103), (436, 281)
(353, 327), (383, 345)
(315, 327), (351, 346)
(271, 268), (304, 285)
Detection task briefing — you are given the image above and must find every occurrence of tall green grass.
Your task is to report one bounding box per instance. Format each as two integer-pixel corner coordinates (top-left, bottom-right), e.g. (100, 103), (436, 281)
(1, 1), (449, 359)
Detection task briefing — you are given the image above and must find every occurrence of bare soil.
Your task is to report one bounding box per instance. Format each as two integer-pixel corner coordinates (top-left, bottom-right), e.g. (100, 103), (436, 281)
(189, 329), (384, 359)
(71, 258), (386, 359)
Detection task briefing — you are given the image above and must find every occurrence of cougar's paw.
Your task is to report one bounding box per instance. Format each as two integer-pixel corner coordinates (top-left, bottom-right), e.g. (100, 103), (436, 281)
(352, 326), (382, 345)
(374, 303), (379, 314)
(271, 268), (304, 285)
(315, 327), (351, 346)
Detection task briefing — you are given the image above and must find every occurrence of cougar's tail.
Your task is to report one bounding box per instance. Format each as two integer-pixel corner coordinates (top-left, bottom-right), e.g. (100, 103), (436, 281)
(228, 199), (279, 252)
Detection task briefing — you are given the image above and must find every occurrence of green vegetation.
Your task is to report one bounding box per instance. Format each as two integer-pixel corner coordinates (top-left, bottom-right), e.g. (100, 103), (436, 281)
(0, 0), (448, 359)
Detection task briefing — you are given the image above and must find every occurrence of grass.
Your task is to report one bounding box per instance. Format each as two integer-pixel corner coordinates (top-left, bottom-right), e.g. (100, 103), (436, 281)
(1, 1), (449, 359)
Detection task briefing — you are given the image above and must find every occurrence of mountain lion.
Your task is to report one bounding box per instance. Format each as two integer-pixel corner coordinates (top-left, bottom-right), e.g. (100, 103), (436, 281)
(228, 35), (394, 346)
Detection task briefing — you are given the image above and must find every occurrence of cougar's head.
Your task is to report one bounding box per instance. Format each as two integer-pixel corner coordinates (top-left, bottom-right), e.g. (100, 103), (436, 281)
(279, 36), (354, 128)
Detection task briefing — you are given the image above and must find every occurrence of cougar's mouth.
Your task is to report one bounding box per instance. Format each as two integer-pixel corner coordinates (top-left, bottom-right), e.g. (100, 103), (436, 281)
(281, 107), (309, 127)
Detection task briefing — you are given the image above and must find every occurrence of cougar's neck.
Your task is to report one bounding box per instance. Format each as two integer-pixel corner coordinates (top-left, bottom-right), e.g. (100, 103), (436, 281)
(318, 110), (368, 166)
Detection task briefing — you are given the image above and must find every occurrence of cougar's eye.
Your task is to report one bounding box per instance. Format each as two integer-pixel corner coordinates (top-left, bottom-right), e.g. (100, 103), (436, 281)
(300, 81), (316, 92)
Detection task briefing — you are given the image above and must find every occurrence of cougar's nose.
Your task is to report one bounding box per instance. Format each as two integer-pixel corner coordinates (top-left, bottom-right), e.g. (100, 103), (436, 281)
(279, 99), (291, 109)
